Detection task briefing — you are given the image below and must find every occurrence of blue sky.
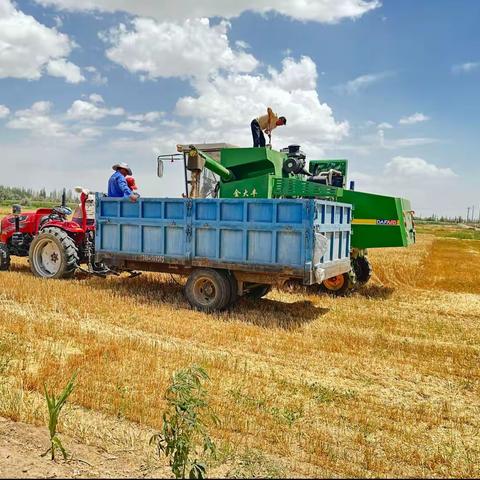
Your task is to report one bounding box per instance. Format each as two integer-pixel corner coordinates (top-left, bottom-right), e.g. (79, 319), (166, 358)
(0, 0), (478, 217)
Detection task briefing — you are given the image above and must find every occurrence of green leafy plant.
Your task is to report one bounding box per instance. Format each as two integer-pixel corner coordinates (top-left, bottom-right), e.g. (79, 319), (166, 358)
(42, 371), (77, 460)
(150, 365), (218, 479)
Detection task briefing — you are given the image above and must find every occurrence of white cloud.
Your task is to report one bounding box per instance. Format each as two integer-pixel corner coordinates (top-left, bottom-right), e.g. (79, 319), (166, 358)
(334, 71), (392, 94)
(6, 101), (66, 137)
(452, 61), (480, 74)
(78, 127), (102, 137)
(89, 93), (104, 104)
(0, 105), (10, 118)
(160, 119), (181, 129)
(66, 99), (125, 121)
(34, 0), (380, 23)
(235, 40), (250, 49)
(23, 101), (52, 115)
(385, 156), (456, 179)
(268, 56), (317, 91)
(128, 111), (163, 122)
(377, 122), (392, 129)
(53, 14), (63, 28)
(103, 18), (258, 80)
(115, 121), (154, 133)
(0, 0), (80, 82)
(174, 56), (349, 149)
(388, 137), (437, 148)
(46, 58), (85, 83)
(377, 128), (385, 147)
(399, 112), (430, 125)
(85, 65), (108, 85)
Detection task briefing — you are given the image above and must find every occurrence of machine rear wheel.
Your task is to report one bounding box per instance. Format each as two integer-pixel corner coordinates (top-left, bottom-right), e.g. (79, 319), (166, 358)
(322, 273), (350, 296)
(185, 268), (232, 312)
(0, 244), (10, 271)
(352, 256), (372, 285)
(29, 228), (79, 279)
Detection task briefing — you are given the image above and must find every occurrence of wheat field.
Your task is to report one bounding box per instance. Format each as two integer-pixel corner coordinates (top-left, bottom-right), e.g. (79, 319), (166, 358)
(0, 217), (479, 477)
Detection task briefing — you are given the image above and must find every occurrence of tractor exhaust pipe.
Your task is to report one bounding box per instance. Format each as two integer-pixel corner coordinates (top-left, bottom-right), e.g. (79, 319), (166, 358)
(12, 204), (21, 232)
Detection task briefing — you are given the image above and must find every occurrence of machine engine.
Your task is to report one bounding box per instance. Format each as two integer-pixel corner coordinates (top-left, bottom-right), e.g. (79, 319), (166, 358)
(281, 145), (310, 176)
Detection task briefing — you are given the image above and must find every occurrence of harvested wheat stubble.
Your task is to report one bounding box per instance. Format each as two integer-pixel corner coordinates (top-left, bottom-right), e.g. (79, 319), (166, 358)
(0, 230), (479, 478)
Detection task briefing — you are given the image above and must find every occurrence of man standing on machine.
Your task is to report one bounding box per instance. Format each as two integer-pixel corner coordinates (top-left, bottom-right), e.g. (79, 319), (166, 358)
(251, 107), (287, 147)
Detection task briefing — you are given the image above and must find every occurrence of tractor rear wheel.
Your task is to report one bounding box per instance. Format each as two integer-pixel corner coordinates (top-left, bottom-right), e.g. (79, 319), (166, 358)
(29, 228), (79, 279)
(0, 243), (10, 271)
(185, 268), (232, 312)
(322, 273), (350, 296)
(352, 256), (372, 285)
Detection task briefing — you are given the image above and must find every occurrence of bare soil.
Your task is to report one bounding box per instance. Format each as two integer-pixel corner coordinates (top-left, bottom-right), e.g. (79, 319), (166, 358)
(0, 416), (168, 478)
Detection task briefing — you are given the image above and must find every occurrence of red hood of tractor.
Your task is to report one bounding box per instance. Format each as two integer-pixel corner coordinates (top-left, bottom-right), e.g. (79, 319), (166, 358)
(0, 208), (53, 243)
(0, 207), (95, 244)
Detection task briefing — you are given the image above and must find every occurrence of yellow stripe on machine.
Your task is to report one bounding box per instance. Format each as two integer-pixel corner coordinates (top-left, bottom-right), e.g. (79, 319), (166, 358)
(352, 219), (400, 226)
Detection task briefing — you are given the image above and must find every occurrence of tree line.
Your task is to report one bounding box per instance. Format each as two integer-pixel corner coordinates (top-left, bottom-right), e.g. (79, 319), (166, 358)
(0, 185), (78, 205)
(416, 214), (477, 223)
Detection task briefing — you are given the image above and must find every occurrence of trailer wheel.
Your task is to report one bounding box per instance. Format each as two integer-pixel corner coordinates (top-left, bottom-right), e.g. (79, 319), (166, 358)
(0, 244), (10, 271)
(322, 273), (350, 296)
(185, 269), (232, 312)
(227, 272), (238, 306)
(29, 227), (79, 279)
(244, 284), (271, 300)
(352, 256), (372, 285)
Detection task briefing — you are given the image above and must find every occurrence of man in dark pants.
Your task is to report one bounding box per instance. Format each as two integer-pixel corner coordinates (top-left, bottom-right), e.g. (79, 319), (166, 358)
(251, 107), (287, 147)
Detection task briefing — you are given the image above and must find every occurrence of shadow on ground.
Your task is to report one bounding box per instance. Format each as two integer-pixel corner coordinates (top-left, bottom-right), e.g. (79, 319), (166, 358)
(85, 274), (325, 330)
(88, 273), (186, 306)
(353, 284), (395, 300)
(9, 263), (30, 274)
(6, 264), (328, 330)
(229, 297), (327, 330)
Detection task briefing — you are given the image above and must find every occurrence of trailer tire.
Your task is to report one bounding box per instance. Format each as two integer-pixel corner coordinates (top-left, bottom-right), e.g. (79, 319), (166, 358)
(244, 284), (271, 300)
(0, 244), (10, 271)
(29, 227), (79, 279)
(185, 268), (232, 312)
(321, 273), (350, 296)
(352, 256), (372, 285)
(227, 272), (238, 306)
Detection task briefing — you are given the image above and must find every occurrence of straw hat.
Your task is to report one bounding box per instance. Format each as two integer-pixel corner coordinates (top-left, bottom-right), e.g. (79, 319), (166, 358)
(112, 162), (132, 175)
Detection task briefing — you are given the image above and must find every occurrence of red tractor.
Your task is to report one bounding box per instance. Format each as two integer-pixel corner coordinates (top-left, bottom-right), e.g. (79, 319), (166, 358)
(0, 189), (100, 278)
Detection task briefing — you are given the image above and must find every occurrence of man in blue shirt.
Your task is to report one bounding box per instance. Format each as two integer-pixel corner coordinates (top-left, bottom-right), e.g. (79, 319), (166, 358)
(108, 163), (138, 202)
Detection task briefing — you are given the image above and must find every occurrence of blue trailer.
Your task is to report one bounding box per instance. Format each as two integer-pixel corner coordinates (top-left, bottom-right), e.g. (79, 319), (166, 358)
(95, 195), (352, 311)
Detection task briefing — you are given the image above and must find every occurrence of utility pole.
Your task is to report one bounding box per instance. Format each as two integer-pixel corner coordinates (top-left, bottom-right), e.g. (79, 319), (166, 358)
(472, 205), (475, 223)
(467, 207), (470, 223)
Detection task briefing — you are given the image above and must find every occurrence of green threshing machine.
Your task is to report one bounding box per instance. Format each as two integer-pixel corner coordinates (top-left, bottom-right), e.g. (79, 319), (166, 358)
(158, 143), (415, 294)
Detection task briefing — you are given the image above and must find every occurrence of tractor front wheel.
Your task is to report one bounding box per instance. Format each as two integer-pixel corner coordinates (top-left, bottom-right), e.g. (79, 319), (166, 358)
(322, 273), (350, 296)
(29, 228), (79, 279)
(0, 243), (10, 271)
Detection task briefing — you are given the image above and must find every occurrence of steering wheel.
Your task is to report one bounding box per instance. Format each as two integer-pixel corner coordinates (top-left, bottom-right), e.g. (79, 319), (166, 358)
(52, 206), (72, 217)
